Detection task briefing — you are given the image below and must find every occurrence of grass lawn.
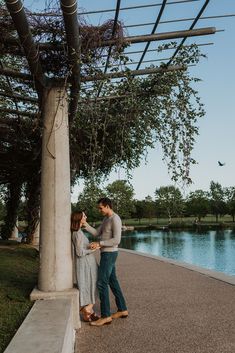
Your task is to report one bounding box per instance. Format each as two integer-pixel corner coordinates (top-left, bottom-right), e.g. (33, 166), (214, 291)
(123, 215), (235, 227)
(0, 241), (39, 353)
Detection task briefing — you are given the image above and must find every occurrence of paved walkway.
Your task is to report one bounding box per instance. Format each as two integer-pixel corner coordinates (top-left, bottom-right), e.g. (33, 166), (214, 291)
(75, 249), (235, 353)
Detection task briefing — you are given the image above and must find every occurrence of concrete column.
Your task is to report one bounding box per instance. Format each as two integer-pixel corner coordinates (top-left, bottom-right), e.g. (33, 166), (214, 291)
(10, 219), (18, 240)
(31, 220), (40, 246)
(38, 87), (72, 292)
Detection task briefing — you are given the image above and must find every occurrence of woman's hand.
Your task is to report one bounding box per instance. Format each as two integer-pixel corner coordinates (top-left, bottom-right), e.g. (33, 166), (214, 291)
(80, 212), (87, 227)
(89, 242), (101, 250)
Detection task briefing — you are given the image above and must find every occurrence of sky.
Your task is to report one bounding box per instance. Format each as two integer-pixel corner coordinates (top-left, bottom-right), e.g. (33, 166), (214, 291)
(23, 0), (235, 200)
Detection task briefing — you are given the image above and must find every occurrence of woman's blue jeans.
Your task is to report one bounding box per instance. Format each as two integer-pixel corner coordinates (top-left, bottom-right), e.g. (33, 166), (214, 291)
(97, 251), (127, 318)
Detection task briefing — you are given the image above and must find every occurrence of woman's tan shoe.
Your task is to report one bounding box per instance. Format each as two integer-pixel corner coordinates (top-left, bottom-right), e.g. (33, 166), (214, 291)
(111, 310), (128, 319)
(80, 307), (92, 322)
(89, 317), (112, 326)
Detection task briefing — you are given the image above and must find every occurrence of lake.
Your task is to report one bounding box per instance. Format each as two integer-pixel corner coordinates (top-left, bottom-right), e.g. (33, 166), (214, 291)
(120, 229), (235, 276)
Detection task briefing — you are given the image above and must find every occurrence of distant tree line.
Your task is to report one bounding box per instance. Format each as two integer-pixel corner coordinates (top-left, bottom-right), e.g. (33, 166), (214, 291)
(1, 180), (235, 228)
(73, 180), (235, 223)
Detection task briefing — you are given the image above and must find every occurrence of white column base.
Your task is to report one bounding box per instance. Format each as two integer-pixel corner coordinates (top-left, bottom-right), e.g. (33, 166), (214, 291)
(30, 287), (81, 329)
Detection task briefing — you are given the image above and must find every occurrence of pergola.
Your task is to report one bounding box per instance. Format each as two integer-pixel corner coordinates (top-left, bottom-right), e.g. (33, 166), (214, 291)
(0, 0), (233, 312)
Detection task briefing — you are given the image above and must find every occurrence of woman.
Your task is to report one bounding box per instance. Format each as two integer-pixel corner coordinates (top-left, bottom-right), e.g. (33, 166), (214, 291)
(71, 211), (100, 322)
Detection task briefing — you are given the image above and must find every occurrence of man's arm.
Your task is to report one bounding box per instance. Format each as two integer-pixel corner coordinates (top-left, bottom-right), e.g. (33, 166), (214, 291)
(84, 223), (101, 237)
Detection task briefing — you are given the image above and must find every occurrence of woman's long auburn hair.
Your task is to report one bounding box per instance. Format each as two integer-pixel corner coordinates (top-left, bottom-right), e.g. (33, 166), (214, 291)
(71, 211), (83, 231)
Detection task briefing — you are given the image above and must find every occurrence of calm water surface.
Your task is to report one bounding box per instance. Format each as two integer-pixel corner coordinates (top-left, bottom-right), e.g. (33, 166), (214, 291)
(120, 229), (235, 276)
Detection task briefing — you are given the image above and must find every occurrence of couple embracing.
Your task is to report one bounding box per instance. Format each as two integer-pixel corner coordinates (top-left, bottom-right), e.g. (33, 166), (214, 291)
(71, 197), (128, 327)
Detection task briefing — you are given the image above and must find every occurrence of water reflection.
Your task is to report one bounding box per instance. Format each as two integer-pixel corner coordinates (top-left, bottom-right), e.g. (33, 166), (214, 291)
(120, 229), (235, 276)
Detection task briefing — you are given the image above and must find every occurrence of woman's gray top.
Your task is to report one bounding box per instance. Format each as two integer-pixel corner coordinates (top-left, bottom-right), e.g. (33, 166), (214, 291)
(72, 230), (98, 307)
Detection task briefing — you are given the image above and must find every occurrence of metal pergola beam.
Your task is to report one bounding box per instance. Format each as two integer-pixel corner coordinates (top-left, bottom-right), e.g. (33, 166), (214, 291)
(0, 108), (38, 118)
(2, 27), (216, 52)
(122, 42), (214, 56)
(0, 116), (28, 125)
(101, 27), (216, 47)
(167, 0), (211, 65)
(96, 0), (122, 97)
(0, 91), (38, 103)
(124, 13), (235, 29)
(0, 67), (32, 81)
(136, 0), (167, 70)
(82, 65), (185, 82)
(27, 1), (200, 17)
(4, 0), (46, 99)
(0, 63), (185, 84)
(60, 0), (80, 119)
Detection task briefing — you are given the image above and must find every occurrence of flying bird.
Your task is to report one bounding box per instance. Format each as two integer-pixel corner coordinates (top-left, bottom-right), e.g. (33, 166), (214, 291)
(218, 161), (225, 166)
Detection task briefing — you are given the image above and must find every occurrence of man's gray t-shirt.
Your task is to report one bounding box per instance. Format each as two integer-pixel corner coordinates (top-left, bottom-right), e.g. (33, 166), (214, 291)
(85, 213), (122, 252)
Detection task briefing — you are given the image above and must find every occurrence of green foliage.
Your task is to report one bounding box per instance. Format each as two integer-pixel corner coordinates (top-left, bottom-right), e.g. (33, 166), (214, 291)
(209, 181), (228, 222)
(1, 6), (207, 233)
(76, 181), (104, 221)
(155, 185), (184, 221)
(105, 180), (135, 219)
(131, 200), (146, 223)
(185, 189), (209, 221)
(224, 187), (235, 221)
(131, 197), (156, 222)
(142, 196), (156, 220)
(71, 44), (204, 184)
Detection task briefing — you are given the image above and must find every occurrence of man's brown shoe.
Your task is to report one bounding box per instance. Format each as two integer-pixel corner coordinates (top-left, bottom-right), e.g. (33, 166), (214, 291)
(89, 317), (112, 326)
(111, 310), (128, 319)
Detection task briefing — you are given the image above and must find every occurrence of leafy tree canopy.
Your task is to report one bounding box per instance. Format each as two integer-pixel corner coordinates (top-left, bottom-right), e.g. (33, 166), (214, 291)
(105, 180), (135, 219)
(155, 185), (184, 221)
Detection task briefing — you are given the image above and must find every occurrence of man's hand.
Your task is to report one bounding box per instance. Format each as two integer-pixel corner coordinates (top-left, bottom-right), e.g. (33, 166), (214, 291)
(89, 242), (101, 250)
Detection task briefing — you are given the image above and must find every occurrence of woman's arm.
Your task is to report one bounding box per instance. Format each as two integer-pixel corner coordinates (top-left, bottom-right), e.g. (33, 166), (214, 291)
(72, 232), (95, 257)
(84, 223), (102, 237)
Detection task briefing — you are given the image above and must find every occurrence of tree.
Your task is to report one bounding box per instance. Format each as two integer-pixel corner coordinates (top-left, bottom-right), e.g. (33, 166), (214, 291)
(1, 6), (206, 187)
(155, 185), (184, 223)
(142, 196), (156, 222)
(76, 182), (104, 222)
(224, 187), (235, 222)
(105, 180), (135, 220)
(1, 4), (207, 237)
(131, 200), (145, 224)
(209, 181), (227, 222)
(185, 189), (209, 221)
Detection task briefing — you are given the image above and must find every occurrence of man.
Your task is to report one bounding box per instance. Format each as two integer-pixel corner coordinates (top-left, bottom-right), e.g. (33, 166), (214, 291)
(84, 197), (128, 326)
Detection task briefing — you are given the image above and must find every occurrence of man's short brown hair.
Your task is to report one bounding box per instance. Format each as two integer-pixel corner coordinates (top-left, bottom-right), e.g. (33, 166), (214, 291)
(97, 197), (113, 209)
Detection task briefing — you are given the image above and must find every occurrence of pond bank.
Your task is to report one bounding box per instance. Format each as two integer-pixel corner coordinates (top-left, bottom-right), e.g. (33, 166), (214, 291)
(123, 222), (235, 231)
